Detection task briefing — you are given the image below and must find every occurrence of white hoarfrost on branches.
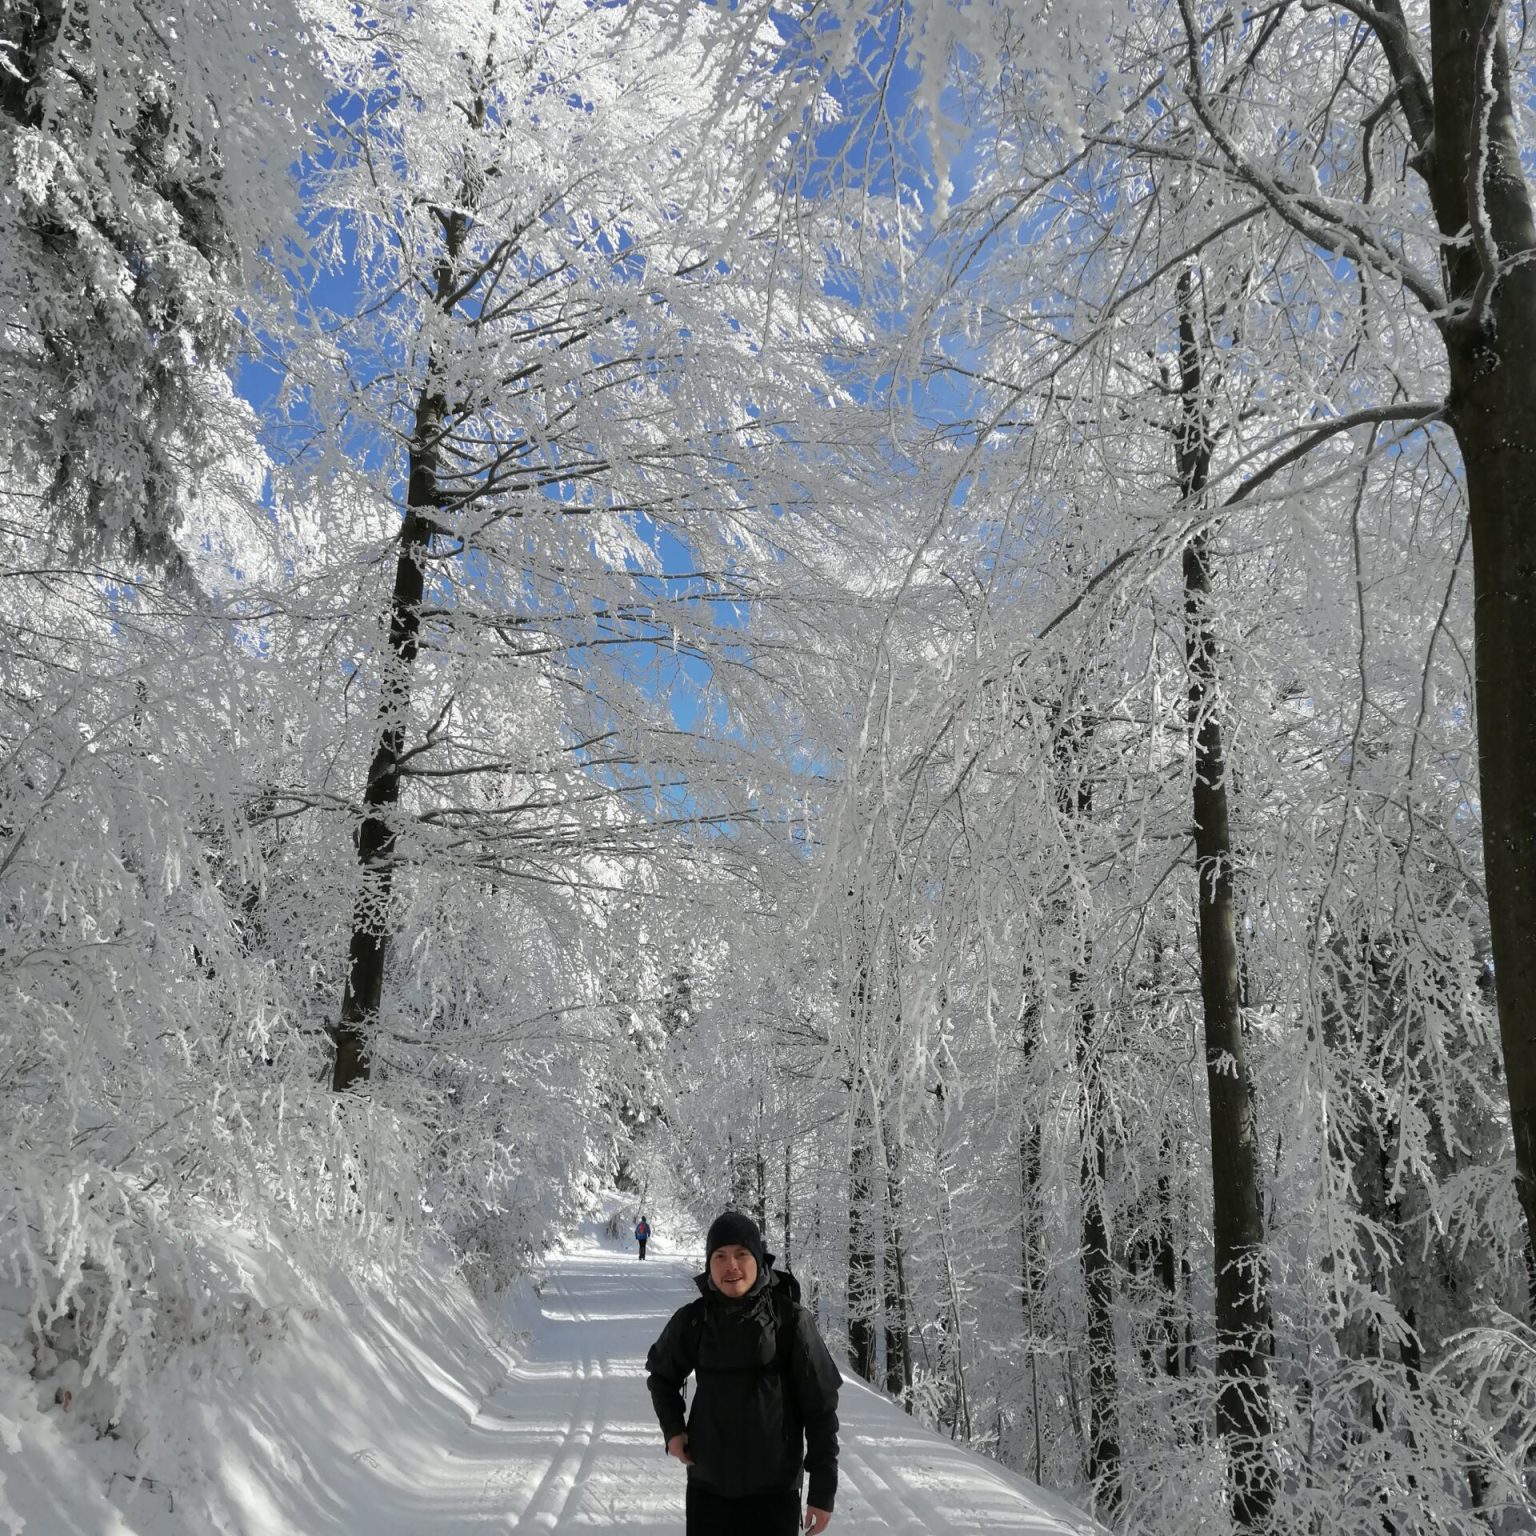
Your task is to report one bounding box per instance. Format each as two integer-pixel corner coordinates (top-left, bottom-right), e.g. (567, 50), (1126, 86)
(0, 0), (331, 572)
(2, 1), (1533, 1533)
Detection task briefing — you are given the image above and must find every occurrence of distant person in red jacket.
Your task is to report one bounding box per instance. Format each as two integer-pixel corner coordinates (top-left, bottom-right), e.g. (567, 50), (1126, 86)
(635, 1215), (651, 1259)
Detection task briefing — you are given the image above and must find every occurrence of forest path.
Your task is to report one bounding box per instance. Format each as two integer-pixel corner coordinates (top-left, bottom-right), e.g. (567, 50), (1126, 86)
(426, 1237), (1107, 1535)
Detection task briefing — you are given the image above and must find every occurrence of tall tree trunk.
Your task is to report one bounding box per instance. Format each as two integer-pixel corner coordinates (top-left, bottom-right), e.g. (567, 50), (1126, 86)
(1052, 704), (1122, 1513)
(1077, 977), (1122, 1517)
(882, 1128), (913, 1407)
(1155, 941), (1182, 1379)
(755, 1094), (768, 1232)
(332, 208), (467, 1091)
(1182, 1246), (1198, 1383)
(729, 1132), (752, 1211)
(1177, 269), (1276, 1526)
(1157, 1141), (1181, 1380)
(1419, 0), (1536, 1259)
(1151, 943), (1183, 1381)
(809, 1149), (824, 1315)
(1019, 996), (1047, 1483)
(848, 1077), (878, 1382)
(782, 1136), (793, 1270)
(934, 1137), (974, 1443)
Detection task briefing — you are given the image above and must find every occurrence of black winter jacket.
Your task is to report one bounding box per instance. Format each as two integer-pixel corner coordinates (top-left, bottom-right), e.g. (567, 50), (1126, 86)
(646, 1266), (842, 1511)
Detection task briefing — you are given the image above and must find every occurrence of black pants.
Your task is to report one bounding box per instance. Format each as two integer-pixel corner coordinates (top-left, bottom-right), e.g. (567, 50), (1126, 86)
(686, 1481), (799, 1536)
(638, 1239), (647, 1259)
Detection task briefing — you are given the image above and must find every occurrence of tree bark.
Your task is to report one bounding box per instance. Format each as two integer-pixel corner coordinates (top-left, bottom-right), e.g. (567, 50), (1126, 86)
(755, 1095), (769, 1232)
(1419, 0), (1536, 1259)
(729, 1132), (752, 1211)
(1019, 996), (1047, 1482)
(782, 1136), (793, 1270)
(332, 350), (451, 1090)
(330, 129), (479, 1094)
(1051, 701), (1122, 1513)
(848, 1075), (878, 1382)
(1177, 269), (1276, 1527)
(935, 1157), (974, 1442)
(1077, 981), (1122, 1518)
(1153, 939), (1182, 1379)
(882, 1130), (913, 1407)
(1157, 1150), (1181, 1380)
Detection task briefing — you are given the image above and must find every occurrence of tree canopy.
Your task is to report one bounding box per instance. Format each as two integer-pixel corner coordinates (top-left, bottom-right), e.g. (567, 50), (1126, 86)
(1, 0), (1532, 1529)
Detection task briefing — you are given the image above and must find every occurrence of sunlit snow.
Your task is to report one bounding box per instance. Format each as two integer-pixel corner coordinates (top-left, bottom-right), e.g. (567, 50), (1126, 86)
(1, 1222), (1106, 1535)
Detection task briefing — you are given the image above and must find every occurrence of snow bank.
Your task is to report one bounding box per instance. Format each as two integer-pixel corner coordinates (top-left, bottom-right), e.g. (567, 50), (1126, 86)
(0, 1231), (531, 1536)
(0, 1196), (1108, 1536)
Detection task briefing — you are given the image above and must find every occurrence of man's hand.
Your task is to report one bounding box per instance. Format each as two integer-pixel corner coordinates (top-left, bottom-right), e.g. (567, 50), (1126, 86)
(804, 1505), (832, 1533)
(666, 1433), (693, 1466)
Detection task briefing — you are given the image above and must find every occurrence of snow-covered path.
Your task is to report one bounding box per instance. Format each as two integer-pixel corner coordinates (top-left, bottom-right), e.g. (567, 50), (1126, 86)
(1, 1228), (1110, 1534)
(442, 1243), (1105, 1535)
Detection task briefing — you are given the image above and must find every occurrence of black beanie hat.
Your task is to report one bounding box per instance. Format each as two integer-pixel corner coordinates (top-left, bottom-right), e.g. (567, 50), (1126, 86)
(706, 1210), (766, 1269)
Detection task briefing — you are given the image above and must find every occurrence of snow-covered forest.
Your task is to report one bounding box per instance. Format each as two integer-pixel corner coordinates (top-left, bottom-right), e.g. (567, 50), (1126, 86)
(2, 0), (1534, 1530)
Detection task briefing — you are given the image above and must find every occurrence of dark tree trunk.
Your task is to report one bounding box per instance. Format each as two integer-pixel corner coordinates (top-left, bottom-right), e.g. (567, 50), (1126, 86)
(782, 1137), (793, 1271)
(883, 1132), (913, 1407)
(729, 1133), (752, 1212)
(848, 1078), (878, 1382)
(1051, 704), (1122, 1514)
(1077, 980), (1122, 1518)
(1019, 997), (1047, 1483)
(331, 182), (474, 1091)
(1020, 1117), (1045, 1312)
(1177, 270), (1276, 1527)
(1153, 946), (1182, 1380)
(809, 1160), (823, 1315)
(332, 386), (450, 1089)
(1419, 0), (1536, 1260)
(331, 496), (436, 1090)
(934, 1152), (974, 1443)
(755, 1096), (768, 1232)
(1157, 1153), (1181, 1380)
(1182, 1253), (1197, 1381)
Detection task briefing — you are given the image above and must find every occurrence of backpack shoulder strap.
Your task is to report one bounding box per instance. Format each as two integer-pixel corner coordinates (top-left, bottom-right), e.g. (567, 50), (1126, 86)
(773, 1284), (798, 1376)
(680, 1296), (707, 1373)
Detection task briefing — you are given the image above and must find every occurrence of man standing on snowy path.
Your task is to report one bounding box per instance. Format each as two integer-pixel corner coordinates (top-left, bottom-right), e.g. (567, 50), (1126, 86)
(635, 1214), (651, 1259)
(646, 1211), (841, 1535)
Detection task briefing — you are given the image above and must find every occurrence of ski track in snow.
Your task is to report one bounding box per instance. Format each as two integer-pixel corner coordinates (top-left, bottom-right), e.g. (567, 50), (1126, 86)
(0, 1231), (1112, 1534)
(417, 1239), (1106, 1536)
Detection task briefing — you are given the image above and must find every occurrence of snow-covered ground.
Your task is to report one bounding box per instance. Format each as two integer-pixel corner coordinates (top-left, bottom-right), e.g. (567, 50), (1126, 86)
(0, 1218), (1106, 1535)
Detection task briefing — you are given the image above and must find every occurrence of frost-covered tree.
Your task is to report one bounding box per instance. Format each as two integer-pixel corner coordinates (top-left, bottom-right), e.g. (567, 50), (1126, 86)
(658, 8), (1535, 1528)
(725, 0), (1536, 1297)
(277, 0), (876, 1096)
(0, 0), (325, 571)
(0, 0), (883, 1450)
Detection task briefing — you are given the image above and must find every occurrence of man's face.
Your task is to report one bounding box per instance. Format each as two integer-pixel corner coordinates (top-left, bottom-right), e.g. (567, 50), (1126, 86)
(709, 1244), (758, 1298)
